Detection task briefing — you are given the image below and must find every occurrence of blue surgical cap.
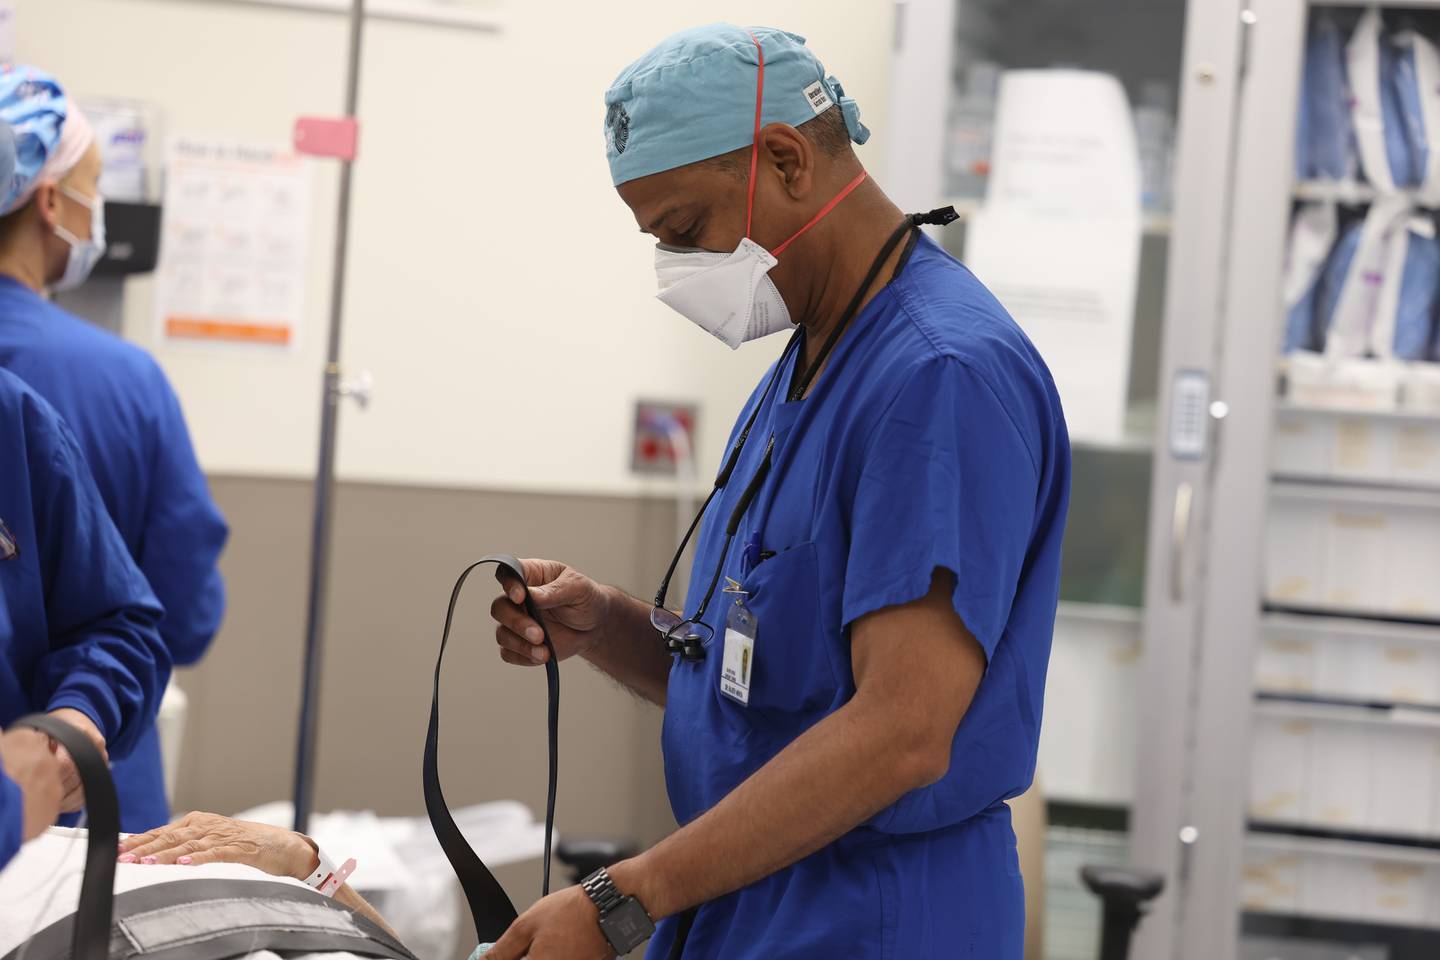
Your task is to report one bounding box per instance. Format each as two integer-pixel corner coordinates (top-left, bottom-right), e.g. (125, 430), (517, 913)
(0, 124), (15, 197)
(0, 65), (74, 214)
(604, 24), (870, 187)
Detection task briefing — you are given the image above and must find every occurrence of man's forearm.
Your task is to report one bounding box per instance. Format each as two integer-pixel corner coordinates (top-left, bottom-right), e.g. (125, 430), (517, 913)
(610, 691), (944, 919)
(582, 586), (673, 706)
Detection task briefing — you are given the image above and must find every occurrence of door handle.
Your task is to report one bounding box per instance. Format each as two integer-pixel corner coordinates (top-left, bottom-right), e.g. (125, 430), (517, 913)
(1170, 482), (1193, 604)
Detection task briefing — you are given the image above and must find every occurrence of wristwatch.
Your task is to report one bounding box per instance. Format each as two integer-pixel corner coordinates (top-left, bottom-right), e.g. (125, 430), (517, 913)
(581, 867), (656, 954)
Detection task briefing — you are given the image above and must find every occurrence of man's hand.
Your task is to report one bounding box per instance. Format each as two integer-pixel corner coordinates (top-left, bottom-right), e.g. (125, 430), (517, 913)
(119, 811), (317, 877)
(0, 729), (64, 841)
(491, 559), (612, 666)
(46, 708), (108, 812)
(485, 885), (615, 960)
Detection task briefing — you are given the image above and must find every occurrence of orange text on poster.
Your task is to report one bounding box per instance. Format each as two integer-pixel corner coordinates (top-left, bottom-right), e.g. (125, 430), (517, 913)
(165, 316), (292, 346)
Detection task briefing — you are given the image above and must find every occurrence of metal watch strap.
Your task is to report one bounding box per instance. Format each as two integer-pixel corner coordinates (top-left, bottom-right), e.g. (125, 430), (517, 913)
(581, 868), (626, 916)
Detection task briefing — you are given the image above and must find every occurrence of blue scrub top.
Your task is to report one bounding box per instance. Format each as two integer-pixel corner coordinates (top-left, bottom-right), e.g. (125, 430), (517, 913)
(650, 235), (1070, 959)
(0, 367), (170, 867)
(0, 277), (228, 831)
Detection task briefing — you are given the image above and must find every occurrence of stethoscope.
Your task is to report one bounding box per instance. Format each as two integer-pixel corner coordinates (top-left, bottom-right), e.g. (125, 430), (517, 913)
(646, 211), (952, 661)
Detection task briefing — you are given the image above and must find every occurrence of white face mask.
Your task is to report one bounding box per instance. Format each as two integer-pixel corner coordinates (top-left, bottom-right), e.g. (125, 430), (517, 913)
(52, 185), (106, 293)
(655, 238), (793, 350)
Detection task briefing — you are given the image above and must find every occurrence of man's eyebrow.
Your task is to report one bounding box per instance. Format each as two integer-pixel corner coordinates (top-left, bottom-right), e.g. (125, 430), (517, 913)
(638, 205), (685, 235)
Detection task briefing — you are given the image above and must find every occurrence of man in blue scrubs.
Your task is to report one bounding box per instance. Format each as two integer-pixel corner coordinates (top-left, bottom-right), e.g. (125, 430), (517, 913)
(0, 366), (170, 865)
(0, 67), (228, 832)
(0, 129), (66, 876)
(487, 26), (1069, 959)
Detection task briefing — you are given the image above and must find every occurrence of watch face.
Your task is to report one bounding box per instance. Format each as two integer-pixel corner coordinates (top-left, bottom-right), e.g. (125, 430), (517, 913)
(601, 898), (656, 953)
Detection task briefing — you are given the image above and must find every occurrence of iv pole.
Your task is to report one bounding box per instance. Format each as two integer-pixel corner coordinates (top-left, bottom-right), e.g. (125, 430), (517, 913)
(293, 0), (366, 836)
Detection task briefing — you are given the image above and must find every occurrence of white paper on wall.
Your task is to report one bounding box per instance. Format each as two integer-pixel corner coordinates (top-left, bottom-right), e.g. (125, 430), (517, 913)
(154, 137), (312, 351)
(0, 2), (15, 65)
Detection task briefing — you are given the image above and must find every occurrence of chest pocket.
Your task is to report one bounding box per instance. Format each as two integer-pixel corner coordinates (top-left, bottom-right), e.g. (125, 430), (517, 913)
(735, 541), (840, 720)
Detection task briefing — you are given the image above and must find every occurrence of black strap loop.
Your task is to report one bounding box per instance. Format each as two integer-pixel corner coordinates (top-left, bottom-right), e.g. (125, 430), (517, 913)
(10, 713), (119, 960)
(423, 553), (560, 946)
(912, 205), (960, 227)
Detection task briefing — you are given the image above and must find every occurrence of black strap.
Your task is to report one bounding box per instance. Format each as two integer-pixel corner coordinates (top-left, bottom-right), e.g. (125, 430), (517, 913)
(651, 332), (802, 614)
(423, 553), (560, 946)
(3, 879), (418, 960)
(9, 713), (118, 960)
(665, 908), (697, 960)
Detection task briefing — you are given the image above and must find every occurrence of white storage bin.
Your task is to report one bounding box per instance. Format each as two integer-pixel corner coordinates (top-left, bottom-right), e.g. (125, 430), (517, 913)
(1265, 495), (1326, 606)
(1272, 405), (1440, 489)
(1324, 508), (1389, 610)
(1246, 834), (1440, 931)
(1037, 604), (1139, 805)
(1386, 519), (1440, 617)
(1331, 417), (1392, 482)
(1393, 420), (1440, 487)
(1305, 723), (1370, 829)
(1284, 354), (1401, 412)
(1250, 702), (1440, 839)
(1349, 859), (1429, 925)
(1264, 485), (1440, 618)
(1370, 729), (1436, 836)
(1241, 847), (1302, 913)
(1272, 412), (1329, 478)
(1254, 632), (1319, 696)
(1259, 614), (1440, 707)
(1250, 717), (1310, 823)
(1401, 362), (1440, 415)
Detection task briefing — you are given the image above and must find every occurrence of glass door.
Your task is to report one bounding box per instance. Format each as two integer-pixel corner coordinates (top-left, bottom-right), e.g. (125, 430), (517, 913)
(1198, 2), (1440, 958)
(884, 1), (1237, 957)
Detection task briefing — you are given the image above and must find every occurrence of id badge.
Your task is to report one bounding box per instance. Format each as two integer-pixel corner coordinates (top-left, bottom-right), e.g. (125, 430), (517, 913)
(720, 591), (757, 706)
(0, 518), (16, 561)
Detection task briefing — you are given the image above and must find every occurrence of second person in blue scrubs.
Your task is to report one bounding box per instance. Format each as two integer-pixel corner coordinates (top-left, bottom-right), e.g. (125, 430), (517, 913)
(0, 67), (228, 832)
(0, 366), (170, 860)
(484, 25), (1070, 960)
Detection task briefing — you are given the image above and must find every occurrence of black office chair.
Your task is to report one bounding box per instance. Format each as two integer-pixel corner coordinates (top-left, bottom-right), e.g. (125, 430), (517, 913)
(556, 837), (639, 885)
(1082, 865), (1166, 960)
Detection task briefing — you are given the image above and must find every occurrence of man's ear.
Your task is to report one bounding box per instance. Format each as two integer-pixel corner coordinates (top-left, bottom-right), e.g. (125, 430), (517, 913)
(31, 181), (61, 231)
(757, 123), (814, 200)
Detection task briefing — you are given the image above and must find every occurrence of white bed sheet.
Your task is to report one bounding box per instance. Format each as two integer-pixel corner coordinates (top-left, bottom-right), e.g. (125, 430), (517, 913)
(0, 828), (372, 960)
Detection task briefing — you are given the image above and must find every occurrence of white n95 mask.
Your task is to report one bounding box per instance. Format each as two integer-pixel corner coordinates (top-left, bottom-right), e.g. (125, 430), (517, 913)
(655, 238), (793, 350)
(52, 185), (106, 293)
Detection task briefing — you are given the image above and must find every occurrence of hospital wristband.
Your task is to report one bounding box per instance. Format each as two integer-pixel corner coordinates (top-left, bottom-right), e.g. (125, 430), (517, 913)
(298, 837), (356, 897)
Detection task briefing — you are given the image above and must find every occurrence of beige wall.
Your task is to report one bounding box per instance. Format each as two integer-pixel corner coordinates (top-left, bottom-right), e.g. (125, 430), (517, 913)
(16, 0), (894, 495)
(177, 475), (683, 847)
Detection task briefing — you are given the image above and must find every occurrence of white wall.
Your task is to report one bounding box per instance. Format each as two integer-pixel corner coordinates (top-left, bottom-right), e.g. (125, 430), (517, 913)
(16, 0), (895, 496)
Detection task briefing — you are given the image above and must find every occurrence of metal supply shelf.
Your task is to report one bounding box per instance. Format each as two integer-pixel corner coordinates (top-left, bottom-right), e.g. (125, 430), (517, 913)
(1262, 611), (1440, 648)
(1253, 698), (1440, 729)
(1277, 402), (1440, 425)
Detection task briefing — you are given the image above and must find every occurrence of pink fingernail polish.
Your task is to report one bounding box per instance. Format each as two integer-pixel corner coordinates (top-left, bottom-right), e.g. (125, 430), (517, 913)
(118, 854), (136, 863)
(178, 856), (193, 865)
(140, 856), (157, 865)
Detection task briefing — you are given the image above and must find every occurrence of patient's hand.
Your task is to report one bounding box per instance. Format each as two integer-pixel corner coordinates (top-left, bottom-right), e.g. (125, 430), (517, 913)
(118, 811), (319, 880)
